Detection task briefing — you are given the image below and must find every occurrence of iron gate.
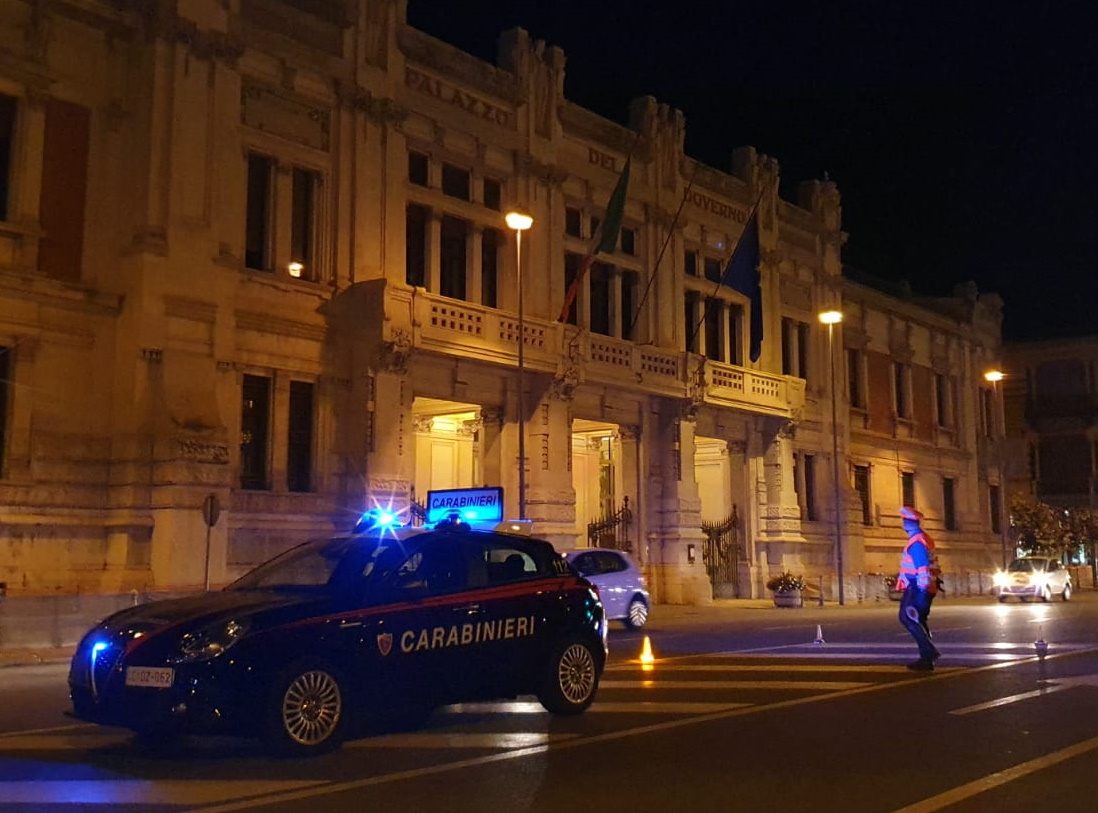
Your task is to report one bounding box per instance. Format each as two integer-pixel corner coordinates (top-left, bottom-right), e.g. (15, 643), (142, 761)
(587, 496), (633, 552)
(702, 506), (740, 597)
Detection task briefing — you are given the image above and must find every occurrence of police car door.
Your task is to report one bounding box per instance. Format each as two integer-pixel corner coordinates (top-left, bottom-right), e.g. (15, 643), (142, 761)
(459, 534), (551, 696)
(377, 536), (470, 706)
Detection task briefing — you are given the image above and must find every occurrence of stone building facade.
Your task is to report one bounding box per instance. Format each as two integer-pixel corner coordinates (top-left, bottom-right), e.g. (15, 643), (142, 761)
(0, 0), (1003, 600)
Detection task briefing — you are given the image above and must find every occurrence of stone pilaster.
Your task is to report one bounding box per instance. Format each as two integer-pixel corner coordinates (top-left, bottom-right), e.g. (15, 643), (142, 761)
(523, 389), (577, 549)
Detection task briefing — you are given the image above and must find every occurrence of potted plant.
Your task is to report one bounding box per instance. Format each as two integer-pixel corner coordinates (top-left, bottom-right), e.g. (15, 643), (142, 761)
(766, 572), (806, 607)
(883, 574), (903, 601)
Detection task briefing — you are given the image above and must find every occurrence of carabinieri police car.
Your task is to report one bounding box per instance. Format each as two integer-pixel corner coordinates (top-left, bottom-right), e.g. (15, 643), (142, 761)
(68, 488), (608, 755)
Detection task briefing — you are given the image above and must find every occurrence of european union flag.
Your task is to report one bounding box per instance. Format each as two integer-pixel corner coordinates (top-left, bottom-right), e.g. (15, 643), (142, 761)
(721, 209), (763, 362)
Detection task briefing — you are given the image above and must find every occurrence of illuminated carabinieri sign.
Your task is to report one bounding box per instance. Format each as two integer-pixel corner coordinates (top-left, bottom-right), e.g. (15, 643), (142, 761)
(425, 486), (504, 525)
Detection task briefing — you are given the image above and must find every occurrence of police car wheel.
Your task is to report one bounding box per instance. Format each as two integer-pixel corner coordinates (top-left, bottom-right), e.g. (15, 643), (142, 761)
(538, 638), (599, 715)
(266, 663), (347, 755)
(624, 597), (649, 629)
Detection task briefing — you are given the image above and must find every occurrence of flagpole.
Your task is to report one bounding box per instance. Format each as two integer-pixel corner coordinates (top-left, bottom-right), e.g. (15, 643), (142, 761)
(627, 161), (700, 339)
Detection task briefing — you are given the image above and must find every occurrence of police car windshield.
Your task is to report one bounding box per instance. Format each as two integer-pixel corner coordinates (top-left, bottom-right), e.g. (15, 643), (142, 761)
(229, 535), (411, 593)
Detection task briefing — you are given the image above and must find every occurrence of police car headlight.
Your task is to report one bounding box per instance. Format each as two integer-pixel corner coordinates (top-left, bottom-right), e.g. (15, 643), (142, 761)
(176, 619), (249, 663)
(993, 571), (1009, 587)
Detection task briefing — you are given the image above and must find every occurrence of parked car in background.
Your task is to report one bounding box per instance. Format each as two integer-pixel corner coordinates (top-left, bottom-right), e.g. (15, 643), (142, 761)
(993, 556), (1073, 603)
(564, 548), (650, 629)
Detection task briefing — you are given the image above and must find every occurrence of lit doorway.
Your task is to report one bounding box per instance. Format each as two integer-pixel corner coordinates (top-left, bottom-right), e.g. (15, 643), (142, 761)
(411, 397), (482, 505)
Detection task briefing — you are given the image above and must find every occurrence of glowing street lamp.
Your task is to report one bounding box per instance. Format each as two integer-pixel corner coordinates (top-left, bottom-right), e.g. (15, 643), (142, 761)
(506, 211), (534, 520)
(818, 309), (845, 604)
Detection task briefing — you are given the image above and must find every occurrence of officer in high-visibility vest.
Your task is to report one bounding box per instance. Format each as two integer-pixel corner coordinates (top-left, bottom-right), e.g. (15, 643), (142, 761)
(896, 506), (942, 671)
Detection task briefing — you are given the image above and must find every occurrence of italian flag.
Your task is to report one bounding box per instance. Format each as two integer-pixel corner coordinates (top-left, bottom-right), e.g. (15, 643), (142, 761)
(557, 157), (632, 323)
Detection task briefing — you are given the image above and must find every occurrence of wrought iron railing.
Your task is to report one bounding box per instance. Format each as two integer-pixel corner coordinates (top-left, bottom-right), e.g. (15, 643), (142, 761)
(587, 496), (633, 552)
(702, 506), (740, 596)
(409, 499), (427, 527)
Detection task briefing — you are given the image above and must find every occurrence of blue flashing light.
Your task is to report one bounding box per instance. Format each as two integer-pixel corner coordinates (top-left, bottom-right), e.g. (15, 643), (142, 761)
(355, 507), (403, 533)
(90, 641), (108, 665)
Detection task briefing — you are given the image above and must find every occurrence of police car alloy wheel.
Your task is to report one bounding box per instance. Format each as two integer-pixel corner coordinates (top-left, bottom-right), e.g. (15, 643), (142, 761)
(266, 662), (346, 755)
(539, 638), (599, 715)
(625, 597), (649, 629)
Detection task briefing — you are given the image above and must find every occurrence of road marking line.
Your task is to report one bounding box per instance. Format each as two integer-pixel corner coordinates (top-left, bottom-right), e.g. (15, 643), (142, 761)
(186, 644), (1098, 813)
(889, 734), (1098, 813)
(443, 701), (750, 714)
(949, 685), (1070, 715)
(0, 722), (97, 739)
(0, 780), (327, 806)
(609, 663), (925, 673)
(600, 679), (869, 690)
(348, 732), (576, 749)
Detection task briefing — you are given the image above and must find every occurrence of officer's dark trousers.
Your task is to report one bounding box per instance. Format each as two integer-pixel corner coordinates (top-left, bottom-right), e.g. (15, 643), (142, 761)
(899, 585), (939, 661)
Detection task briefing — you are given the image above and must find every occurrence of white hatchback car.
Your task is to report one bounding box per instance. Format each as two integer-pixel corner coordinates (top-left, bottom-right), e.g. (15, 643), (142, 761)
(564, 548), (650, 629)
(994, 557), (1073, 603)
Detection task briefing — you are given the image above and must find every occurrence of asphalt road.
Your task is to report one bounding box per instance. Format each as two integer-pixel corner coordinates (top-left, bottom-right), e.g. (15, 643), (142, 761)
(3, 593), (1098, 812)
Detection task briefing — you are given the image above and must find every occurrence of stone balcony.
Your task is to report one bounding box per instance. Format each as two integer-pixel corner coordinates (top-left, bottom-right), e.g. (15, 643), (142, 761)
(390, 286), (804, 418)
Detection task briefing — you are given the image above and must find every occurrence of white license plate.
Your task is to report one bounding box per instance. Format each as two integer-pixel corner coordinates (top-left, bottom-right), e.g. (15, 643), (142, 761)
(125, 666), (174, 689)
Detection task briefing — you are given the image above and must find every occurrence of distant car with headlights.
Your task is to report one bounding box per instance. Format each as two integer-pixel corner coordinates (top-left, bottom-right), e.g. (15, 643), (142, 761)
(69, 519), (607, 755)
(993, 556), (1073, 603)
(564, 548), (650, 629)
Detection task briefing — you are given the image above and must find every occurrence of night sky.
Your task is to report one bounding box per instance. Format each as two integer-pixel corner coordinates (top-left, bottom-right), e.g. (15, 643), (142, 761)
(407, 2), (1098, 342)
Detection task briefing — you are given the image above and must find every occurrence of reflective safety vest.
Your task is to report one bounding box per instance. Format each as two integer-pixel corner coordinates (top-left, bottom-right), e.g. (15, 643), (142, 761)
(897, 531), (939, 593)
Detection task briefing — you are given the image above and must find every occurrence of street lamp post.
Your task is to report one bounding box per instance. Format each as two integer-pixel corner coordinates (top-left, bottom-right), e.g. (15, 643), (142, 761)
(819, 309), (845, 605)
(505, 211), (534, 520)
(984, 369), (1008, 567)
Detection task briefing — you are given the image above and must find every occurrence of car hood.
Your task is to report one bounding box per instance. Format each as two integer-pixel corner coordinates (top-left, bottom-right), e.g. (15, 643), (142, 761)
(94, 590), (331, 639)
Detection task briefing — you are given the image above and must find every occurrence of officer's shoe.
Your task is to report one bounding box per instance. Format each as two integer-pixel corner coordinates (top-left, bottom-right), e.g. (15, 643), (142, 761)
(906, 658), (935, 672)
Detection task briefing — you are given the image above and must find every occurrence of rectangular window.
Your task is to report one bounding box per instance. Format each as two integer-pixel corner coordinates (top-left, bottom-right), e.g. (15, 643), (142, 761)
(704, 257), (722, 283)
(240, 374), (271, 490)
(803, 453), (817, 521)
(935, 374), (952, 427)
(405, 204), (427, 287)
(781, 318), (795, 376)
(727, 303), (743, 366)
(848, 349), (864, 408)
(483, 178), (501, 210)
(481, 227), (499, 308)
(408, 151), (429, 186)
(0, 344), (9, 472)
(989, 484), (1002, 534)
(589, 262), (612, 336)
(704, 300), (721, 361)
(621, 270), (638, 341)
(290, 167), (318, 278)
(684, 291), (700, 353)
(797, 322), (810, 383)
(441, 164), (470, 200)
(894, 363), (910, 418)
(439, 215), (467, 300)
(901, 471), (916, 509)
(620, 227), (636, 256)
(0, 94), (14, 221)
(245, 153), (273, 271)
(854, 465), (872, 525)
(565, 207), (582, 237)
(287, 381), (314, 493)
(943, 477), (956, 530)
(563, 252), (580, 325)
(684, 250), (697, 278)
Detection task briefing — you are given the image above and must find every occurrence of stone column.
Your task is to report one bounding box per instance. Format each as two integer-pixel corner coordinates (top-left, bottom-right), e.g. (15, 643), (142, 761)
(651, 401), (711, 605)
(367, 361), (414, 515)
(523, 386), (577, 549)
(469, 225), (483, 307)
(427, 212), (441, 294)
(479, 406), (504, 491)
(618, 424), (643, 562)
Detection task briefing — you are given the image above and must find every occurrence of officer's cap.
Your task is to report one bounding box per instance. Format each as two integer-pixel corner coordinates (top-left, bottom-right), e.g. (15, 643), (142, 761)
(899, 506), (924, 521)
